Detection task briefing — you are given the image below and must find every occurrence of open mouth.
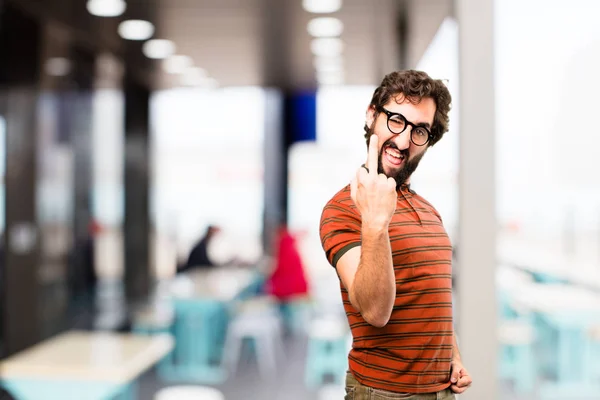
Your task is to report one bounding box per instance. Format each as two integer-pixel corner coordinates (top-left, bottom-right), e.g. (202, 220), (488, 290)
(383, 144), (405, 167)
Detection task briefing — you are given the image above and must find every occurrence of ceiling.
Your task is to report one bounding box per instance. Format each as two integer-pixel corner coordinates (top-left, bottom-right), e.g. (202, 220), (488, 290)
(5, 0), (404, 91)
(147, 0), (402, 90)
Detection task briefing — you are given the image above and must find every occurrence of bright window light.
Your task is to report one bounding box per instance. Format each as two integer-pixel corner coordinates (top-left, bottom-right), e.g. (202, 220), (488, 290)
(143, 39), (176, 59)
(310, 38), (344, 57)
(307, 17), (343, 37)
(118, 20), (155, 41)
(303, 0), (342, 13)
(86, 0), (126, 17)
(163, 55), (193, 74)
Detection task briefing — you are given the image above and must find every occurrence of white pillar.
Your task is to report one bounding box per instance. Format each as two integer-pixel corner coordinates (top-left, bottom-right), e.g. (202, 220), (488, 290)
(455, 0), (497, 398)
(405, 0), (453, 68)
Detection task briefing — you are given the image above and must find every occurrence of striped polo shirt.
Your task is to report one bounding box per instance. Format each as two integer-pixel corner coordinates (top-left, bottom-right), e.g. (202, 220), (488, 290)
(319, 184), (453, 394)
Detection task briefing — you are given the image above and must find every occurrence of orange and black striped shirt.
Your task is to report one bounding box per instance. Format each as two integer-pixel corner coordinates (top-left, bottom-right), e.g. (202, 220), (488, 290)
(319, 184), (453, 394)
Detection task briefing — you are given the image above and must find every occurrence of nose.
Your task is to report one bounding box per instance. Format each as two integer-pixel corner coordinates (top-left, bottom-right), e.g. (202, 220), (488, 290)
(393, 127), (412, 150)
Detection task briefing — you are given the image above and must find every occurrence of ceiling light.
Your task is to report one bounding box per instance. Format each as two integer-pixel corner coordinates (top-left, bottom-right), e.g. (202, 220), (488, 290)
(143, 39), (176, 59)
(181, 76), (218, 89)
(180, 69), (218, 89)
(317, 69), (345, 86)
(86, 0), (126, 17)
(118, 20), (155, 41)
(194, 77), (219, 90)
(317, 69), (345, 83)
(204, 78), (219, 89)
(180, 67), (208, 86)
(318, 74), (344, 86)
(163, 55), (193, 74)
(307, 17), (343, 37)
(310, 38), (344, 57)
(45, 57), (71, 77)
(303, 0), (342, 13)
(313, 56), (344, 72)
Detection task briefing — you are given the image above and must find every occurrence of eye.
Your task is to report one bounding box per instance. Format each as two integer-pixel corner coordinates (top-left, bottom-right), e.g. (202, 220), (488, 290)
(389, 116), (404, 125)
(414, 127), (428, 137)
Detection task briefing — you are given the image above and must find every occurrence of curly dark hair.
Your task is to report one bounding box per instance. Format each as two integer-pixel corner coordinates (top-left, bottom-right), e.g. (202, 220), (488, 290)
(364, 70), (452, 147)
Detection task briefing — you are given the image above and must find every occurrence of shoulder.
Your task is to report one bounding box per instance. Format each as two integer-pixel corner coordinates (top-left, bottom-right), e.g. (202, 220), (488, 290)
(411, 191), (443, 221)
(321, 184), (357, 217)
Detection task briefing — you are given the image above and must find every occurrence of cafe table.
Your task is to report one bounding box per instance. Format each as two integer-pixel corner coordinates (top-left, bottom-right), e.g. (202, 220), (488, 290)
(0, 330), (174, 400)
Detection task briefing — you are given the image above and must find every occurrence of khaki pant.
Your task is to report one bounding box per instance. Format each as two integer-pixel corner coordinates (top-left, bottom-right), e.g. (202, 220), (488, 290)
(345, 371), (456, 400)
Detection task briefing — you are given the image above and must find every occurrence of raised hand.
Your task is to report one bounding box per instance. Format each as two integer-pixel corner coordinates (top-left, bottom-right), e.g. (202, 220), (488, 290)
(350, 135), (397, 228)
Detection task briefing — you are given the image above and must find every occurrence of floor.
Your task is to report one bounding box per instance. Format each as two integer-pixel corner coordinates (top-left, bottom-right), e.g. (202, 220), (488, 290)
(136, 333), (531, 400)
(138, 334), (322, 400)
(29, 281), (572, 400)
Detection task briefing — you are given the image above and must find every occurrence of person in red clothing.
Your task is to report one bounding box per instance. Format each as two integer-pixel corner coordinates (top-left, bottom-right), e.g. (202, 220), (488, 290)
(263, 226), (310, 335)
(264, 226), (309, 301)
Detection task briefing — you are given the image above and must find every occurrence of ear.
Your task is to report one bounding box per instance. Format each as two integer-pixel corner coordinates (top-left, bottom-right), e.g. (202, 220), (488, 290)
(365, 106), (376, 129)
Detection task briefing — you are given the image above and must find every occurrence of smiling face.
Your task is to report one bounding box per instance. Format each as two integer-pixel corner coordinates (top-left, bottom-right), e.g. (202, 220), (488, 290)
(365, 95), (436, 187)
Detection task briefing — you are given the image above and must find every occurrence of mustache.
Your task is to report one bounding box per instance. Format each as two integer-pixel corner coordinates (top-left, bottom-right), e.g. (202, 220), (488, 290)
(380, 139), (409, 159)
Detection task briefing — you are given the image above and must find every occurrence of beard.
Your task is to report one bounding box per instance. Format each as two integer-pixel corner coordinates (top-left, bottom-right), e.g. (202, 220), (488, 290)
(371, 133), (426, 189)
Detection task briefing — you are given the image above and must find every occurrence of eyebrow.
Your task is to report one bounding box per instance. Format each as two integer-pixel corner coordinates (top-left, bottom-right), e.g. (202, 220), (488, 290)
(382, 107), (432, 129)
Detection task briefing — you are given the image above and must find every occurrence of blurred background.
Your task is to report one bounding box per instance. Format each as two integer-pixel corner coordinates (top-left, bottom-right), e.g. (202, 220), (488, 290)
(0, 0), (599, 399)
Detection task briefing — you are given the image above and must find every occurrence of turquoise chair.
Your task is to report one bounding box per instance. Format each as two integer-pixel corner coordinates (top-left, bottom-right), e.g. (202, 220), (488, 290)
(535, 312), (600, 399)
(279, 297), (312, 336)
(531, 271), (568, 285)
(304, 318), (350, 388)
(154, 298), (228, 384)
(131, 304), (178, 381)
(589, 327), (600, 382)
(498, 319), (536, 393)
(497, 289), (538, 394)
(305, 334), (350, 387)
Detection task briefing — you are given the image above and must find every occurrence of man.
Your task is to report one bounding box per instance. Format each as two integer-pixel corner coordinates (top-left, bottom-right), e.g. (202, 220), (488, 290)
(179, 225), (221, 272)
(319, 70), (471, 398)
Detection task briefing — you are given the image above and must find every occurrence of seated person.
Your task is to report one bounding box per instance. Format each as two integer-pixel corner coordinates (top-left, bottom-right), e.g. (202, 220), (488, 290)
(178, 225), (221, 272)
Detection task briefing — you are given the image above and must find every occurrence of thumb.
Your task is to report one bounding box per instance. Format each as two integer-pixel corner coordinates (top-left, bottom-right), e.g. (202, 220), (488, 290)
(450, 364), (461, 383)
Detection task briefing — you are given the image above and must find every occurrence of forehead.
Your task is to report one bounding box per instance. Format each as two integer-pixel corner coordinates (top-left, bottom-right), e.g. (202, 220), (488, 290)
(384, 95), (436, 125)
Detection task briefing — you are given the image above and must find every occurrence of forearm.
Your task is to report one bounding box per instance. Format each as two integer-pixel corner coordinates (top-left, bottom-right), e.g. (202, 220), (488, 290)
(351, 223), (396, 327)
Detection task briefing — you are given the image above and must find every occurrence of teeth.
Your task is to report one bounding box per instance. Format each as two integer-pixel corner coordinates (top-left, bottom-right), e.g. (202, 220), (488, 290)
(385, 148), (402, 159)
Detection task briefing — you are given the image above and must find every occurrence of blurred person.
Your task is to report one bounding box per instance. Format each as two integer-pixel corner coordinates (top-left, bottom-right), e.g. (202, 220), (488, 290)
(178, 225), (221, 272)
(264, 226), (309, 301)
(319, 70), (471, 398)
(83, 220), (102, 291)
(248, 226), (309, 336)
(68, 220), (101, 299)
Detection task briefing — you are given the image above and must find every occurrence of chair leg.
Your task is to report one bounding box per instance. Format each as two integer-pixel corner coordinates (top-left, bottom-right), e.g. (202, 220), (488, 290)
(514, 344), (535, 393)
(222, 328), (243, 377)
(255, 335), (277, 380)
(304, 340), (322, 388)
(115, 382), (137, 400)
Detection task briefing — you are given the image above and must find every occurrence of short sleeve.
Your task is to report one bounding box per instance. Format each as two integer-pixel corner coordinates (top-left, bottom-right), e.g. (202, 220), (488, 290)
(319, 196), (362, 268)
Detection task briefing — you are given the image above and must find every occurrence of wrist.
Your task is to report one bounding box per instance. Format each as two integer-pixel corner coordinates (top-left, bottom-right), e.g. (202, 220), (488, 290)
(362, 219), (389, 234)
